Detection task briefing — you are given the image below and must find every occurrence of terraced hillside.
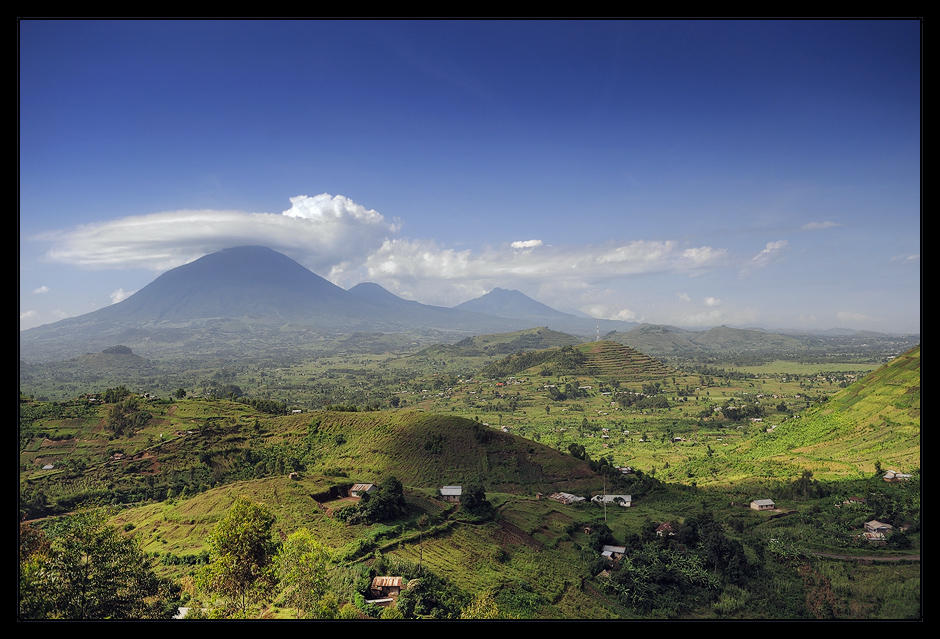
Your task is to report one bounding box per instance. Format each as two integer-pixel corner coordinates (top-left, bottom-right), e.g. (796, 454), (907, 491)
(484, 340), (674, 383)
(578, 340), (673, 382)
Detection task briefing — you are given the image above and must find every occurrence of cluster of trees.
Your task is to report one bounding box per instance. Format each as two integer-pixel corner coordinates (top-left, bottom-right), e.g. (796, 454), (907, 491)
(601, 510), (749, 616)
(335, 476), (408, 525)
(106, 394), (152, 437)
(459, 483), (494, 519)
(102, 385), (133, 403)
(19, 511), (181, 619)
(617, 391), (671, 410)
(546, 382), (591, 402)
(237, 397), (289, 415)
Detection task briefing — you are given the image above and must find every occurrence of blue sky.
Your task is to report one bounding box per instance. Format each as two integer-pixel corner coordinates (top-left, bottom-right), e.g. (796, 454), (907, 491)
(20, 20), (921, 334)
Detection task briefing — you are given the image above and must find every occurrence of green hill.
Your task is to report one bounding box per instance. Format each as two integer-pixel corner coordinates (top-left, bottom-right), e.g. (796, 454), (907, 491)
(734, 345), (920, 479)
(577, 340), (674, 382)
(299, 410), (598, 493)
(483, 340), (674, 383)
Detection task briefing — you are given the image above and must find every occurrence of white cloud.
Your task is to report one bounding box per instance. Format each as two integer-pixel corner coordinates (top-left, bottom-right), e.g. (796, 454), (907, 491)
(704, 297), (721, 307)
(582, 305), (638, 321)
(33, 193), (804, 316)
(110, 288), (134, 304)
(32, 285), (49, 294)
(20, 309), (37, 321)
(891, 253), (919, 262)
(801, 221), (840, 230)
(38, 193), (400, 277)
(740, 240), (788, 277)
(342, 237), (730, 306)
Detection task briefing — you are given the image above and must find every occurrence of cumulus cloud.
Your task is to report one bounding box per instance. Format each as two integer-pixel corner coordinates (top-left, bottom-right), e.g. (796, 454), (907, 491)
(20, 309), (37, 321)
(32, 285), (49, 294)
(511, 239), (543, 250)
(676, 292), (691, 302)
(38, 193), (400, 277)
(891, 253), (919, 262)
(704, 297), (721, 307)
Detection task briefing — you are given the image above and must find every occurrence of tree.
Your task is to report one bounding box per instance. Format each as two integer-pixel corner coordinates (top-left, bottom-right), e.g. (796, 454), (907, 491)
(175, 388), (187, 399)
(461, 483), (494, 519)
(274, 528), (331, 618)
(357, 476), (407, 524)
(196, 497), (278, 617)
(19, 511), (178, 619)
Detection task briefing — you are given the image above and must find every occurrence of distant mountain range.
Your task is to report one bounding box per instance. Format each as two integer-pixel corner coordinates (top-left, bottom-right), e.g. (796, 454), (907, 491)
(19, 246), (918, 364)
(19, 246), (631, 362)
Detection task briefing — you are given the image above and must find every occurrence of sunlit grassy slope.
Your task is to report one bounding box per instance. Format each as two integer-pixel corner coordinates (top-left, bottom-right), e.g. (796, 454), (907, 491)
(734, 345), (920, 479)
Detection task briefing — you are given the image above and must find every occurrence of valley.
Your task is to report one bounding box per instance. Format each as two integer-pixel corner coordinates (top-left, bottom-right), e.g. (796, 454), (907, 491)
(19, 325), (920, 620)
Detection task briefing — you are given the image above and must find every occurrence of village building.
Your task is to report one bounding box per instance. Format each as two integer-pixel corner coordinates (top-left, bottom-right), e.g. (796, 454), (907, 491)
(600, 545), (626, 560)
(548, 492), (585, 505)
(591, 494), (633, 507)
(365, 576), (403, 607)
(655, 522), (675, 537)
(440, 486), (462, 502)
(750, 499), (776, 511)
(883, 470), (913, 482)
(350, 483), (376, 497)
(865, 520), (894, 534)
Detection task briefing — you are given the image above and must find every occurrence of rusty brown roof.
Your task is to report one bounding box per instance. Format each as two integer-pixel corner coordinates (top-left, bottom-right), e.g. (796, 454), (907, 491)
(371, 576), (403, 588)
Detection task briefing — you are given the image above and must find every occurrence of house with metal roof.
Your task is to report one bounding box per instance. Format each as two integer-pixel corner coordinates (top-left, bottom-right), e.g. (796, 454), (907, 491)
(440, 485), (462, 502)
(591, 494), (632, 507)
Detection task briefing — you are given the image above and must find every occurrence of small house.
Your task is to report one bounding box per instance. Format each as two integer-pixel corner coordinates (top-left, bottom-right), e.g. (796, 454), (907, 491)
(883, 470), (913, 483)
(350, 483), (376, 498)
(655, 522), (675, 537)
(440, 486), (462, 503)
(750, 499), (775, 511)
(366, 576), (403, 607)
(549, 492), (585, 505)
(591, 494), (632, 507)
(865, 520), (893, 534)
(600, 545), (626, 560)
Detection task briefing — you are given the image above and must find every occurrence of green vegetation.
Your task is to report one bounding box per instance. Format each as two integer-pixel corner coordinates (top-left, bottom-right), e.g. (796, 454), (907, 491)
(19, 510), (180, 619)
(18, 331), (920, 619)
